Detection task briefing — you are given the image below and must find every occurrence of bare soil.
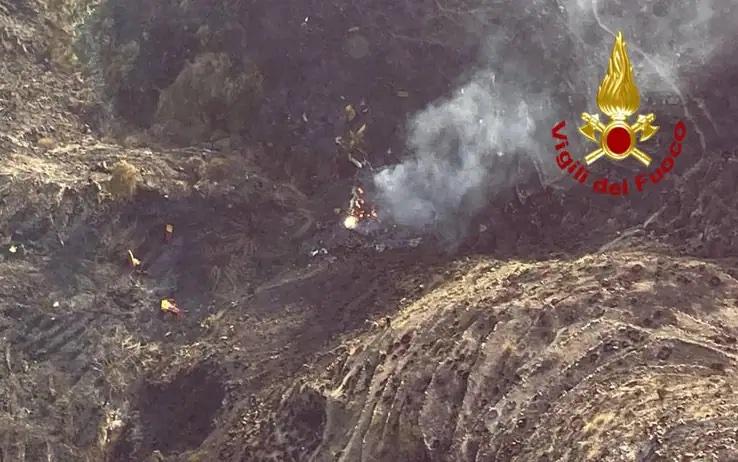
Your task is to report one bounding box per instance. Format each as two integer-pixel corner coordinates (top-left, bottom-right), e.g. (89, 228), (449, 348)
(1, 1), (738, 462)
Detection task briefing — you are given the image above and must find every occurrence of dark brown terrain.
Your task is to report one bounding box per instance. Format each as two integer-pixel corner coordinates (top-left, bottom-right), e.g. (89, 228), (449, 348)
(1, 1), (737, 461)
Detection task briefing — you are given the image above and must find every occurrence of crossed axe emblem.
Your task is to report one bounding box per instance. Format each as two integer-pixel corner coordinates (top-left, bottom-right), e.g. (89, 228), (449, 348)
(579, 112), (659, 167)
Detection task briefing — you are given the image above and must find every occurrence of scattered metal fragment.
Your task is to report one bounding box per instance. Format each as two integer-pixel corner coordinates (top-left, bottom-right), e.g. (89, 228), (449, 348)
(127, 249), (141, 268)
(160, 299), (182, 316)
(164, 224), (174, 242)
(4, 242), (24, 258)
(310, 248), (328, 257)
(347, 153), (364, 169)
(344, 104), (356, 122)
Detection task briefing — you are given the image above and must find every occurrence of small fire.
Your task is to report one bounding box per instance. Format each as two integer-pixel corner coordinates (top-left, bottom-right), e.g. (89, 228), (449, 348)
(343, 186), (378, 229)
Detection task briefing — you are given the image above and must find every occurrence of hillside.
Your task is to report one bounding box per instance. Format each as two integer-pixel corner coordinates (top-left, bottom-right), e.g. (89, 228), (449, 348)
(0, 1), (737, 461)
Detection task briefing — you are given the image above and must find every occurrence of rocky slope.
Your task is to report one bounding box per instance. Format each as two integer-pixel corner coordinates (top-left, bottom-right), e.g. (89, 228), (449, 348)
(242, 249), (738, 461)
(0, 1), (737, 462)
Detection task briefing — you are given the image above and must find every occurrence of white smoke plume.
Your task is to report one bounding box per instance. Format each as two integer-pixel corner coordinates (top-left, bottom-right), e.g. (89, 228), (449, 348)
(372, 0), (737, 239)
(373, 75), (549, 238)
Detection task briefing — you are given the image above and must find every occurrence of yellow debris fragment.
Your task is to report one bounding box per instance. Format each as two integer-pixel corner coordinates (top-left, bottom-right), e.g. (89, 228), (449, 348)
(160, 298), (182, 316)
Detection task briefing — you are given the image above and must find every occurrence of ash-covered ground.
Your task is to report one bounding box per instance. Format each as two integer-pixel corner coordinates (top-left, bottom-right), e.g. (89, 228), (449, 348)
(1, 0), (738, 461)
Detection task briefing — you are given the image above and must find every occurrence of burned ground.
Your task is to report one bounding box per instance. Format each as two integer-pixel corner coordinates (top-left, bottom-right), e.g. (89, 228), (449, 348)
(1, 0), (738, 461)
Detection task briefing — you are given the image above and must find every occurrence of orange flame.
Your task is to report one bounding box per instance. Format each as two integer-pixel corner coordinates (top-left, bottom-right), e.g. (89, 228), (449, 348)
(344, 186), (378, 229)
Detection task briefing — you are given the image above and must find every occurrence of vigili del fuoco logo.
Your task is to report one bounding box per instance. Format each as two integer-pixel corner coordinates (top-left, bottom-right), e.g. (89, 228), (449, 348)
(551, 32), (687, 196)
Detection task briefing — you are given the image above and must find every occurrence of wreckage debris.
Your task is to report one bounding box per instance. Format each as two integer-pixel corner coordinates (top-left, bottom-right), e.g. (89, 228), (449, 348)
(344, 215), (360, 229)
(344, 104), (357, 122)
(127, 249), (141, 268)
(343, 185), (378, 230)
(310, 248), (328, 257)
(5, 243), (22, 257)
(164, 224), (174, 242)
(160, 298), (182, 317)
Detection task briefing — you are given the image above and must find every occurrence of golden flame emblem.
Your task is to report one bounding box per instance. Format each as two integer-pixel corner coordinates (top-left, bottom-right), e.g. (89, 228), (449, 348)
(579, 32), (659, 166)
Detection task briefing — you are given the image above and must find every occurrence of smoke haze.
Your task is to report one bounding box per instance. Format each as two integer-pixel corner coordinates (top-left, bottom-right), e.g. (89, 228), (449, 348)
(372, 0), (738, 239)
(373, 75), (547, 240)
